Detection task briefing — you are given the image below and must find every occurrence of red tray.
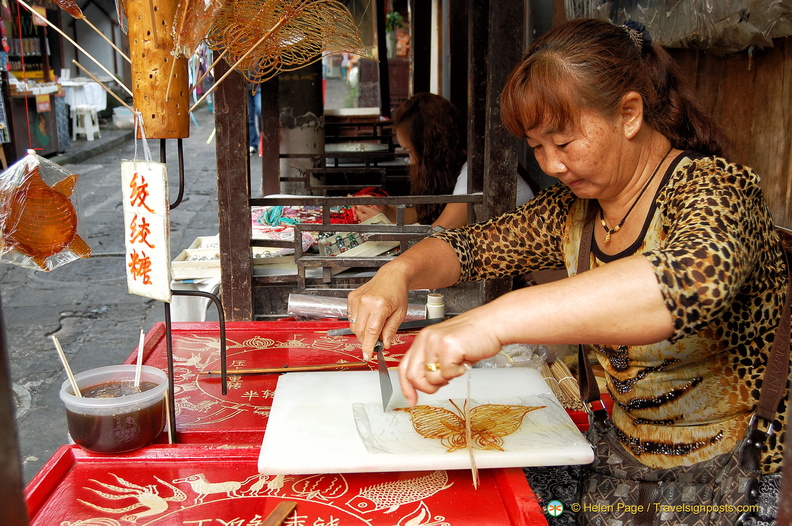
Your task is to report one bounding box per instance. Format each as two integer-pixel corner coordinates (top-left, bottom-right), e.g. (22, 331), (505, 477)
(127, 321), (413, 445)
(565, 394), (614, 431)
(25, 445), (549, 525)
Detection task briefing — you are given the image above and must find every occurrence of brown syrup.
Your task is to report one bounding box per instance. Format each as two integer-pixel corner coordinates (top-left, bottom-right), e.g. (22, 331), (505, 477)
(66, 380), (165, 453)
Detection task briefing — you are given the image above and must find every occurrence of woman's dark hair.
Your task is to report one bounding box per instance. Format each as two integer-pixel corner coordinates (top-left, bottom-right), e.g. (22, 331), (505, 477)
(393, 93), (467, 224)
(501, 18), (726, 157)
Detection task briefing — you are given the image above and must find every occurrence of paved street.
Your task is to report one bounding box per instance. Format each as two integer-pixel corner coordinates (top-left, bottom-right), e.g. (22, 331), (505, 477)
(2, 105), (221, 483)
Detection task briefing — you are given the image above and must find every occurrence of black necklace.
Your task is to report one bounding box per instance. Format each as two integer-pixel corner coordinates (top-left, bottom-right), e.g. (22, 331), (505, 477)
(599, 147), (673, 243)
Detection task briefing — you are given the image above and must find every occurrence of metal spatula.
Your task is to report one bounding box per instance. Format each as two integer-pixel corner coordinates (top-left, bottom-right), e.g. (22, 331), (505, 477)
(374, 340), (393, 411)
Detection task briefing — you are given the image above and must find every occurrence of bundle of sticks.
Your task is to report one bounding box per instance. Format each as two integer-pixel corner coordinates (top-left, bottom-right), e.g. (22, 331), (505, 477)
(541, 360), (585, 411)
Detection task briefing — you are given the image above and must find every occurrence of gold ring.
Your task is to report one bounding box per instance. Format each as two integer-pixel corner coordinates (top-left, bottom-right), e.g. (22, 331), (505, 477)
(424, 362), (441, 373)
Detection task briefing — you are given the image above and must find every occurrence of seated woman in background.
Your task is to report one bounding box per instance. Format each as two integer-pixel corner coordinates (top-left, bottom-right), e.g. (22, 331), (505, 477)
(352, 93), (534, 229)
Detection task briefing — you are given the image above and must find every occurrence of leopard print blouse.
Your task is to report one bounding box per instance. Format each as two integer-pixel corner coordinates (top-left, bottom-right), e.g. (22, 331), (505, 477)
(433, 152), (789, 474)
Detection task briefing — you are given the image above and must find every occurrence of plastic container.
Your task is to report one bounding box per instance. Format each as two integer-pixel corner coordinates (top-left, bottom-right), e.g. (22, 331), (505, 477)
(112, 107), (134, 130)
(59, 365), (167, 454)
(426, 293), (445, 319)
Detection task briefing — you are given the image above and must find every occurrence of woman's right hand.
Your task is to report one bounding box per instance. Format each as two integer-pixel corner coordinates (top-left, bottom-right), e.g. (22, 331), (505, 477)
(347, 266), (411, 360)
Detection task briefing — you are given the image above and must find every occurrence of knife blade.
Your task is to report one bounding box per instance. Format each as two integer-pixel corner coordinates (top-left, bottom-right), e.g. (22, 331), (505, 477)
(375, 340), (393, 412)
(326, 316), (445, 336)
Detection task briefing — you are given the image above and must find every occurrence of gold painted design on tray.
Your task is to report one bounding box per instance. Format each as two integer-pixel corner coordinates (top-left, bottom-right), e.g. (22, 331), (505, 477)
(396, 401), (545, 452)
(79, 473), (186, 522)
(172, 473), (267, 504)
(346, 470), (453, 514)
(292, 474), (349, 500)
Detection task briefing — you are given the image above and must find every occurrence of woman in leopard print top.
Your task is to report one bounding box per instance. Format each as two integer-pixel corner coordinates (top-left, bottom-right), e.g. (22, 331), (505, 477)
(347, 16), (787, 501)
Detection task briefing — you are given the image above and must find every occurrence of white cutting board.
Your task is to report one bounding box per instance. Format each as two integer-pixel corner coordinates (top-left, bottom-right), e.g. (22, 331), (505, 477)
(258, 367), (594, 475)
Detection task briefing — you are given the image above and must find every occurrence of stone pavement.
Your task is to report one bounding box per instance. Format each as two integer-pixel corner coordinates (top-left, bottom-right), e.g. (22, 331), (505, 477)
(1, 105), (223, 483)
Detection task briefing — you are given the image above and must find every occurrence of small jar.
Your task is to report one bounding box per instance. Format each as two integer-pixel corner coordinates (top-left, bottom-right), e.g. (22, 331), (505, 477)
(426, 293), (445, 319)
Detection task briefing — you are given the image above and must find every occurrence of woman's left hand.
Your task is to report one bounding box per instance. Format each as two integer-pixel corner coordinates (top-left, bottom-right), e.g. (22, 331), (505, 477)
(352, 203), (386, 222)
(398, 313), (503, 405)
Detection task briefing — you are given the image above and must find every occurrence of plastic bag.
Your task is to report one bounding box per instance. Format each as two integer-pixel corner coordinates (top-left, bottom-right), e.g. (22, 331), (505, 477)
(0, 150), (91, 271)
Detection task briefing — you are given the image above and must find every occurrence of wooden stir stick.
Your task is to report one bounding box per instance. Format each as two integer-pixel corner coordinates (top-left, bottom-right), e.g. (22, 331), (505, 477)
(52, 335), (81, 397)
(262, 501), (297, 526)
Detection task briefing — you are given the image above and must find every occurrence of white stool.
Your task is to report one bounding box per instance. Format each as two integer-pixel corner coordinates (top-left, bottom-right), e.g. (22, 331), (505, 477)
(71, 105), (101, 141)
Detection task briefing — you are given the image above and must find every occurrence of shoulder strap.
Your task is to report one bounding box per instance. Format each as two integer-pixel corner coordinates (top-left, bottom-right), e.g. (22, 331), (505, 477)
(757, 252), (792, 422)
(576, 216), (605, 413)
(576, 215), (791, 424)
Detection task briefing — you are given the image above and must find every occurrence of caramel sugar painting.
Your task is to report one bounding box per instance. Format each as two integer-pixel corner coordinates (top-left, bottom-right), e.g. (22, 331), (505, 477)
(352, 394), (574, 459)
(396, 401), (545, 453)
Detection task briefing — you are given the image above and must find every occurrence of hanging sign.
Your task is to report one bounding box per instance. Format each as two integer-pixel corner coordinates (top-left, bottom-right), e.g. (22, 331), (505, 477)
(31, 6), (47, 26)
(121, 159), (171, 302)
(35, 93), (50, 112)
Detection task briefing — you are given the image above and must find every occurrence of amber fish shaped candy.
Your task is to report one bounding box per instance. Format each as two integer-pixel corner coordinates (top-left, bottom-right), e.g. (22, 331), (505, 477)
(396, 401), (545, 452)
(3, 166), (91, 269)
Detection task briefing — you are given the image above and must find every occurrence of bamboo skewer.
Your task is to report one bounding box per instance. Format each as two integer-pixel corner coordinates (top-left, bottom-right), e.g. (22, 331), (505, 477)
(72, 60), (134, 114)
(52, 0), (131, 63)
(52, 336), (82, 397)
(199, 361), (369, 376)
(189, 17), (288, 112)
(165, 1), (192, 102)
(134, 329), (145, 388)
(80, 17), (131, 63)
(147, 0), (160, 49)
(541, 362), (566, 402)
(16, 0), (133, 97)
(549, 360), (585, 411)
(464, 370), (479, 489)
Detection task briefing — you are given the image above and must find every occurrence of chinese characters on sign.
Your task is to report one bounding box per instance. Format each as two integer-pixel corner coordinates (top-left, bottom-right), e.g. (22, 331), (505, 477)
(121, 160), (171, 302)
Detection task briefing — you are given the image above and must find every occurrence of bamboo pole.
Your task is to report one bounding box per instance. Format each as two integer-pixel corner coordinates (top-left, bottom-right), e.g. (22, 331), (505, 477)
(199, 361), (369, 376)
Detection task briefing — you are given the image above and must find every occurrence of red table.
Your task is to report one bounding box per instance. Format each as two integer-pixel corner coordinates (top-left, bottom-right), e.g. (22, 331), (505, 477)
(25, 321), (551, 525)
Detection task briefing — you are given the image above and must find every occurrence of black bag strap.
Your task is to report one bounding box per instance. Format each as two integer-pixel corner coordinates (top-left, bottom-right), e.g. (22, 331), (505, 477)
(576, 217), (607, 417)
(576, 211), (791, 426)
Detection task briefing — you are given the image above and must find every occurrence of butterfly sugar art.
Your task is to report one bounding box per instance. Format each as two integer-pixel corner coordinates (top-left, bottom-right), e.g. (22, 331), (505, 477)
(396, 401), (545, 453)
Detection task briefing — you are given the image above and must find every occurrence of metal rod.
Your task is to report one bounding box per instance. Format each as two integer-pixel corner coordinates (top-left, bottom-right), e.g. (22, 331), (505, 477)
(163, 302), (178, 442)
(170, 139), (185, 209)
(171, 290), (227, 395)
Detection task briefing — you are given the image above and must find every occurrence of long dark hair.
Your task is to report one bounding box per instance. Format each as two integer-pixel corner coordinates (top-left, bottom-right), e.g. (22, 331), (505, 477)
(393, 93), (467, 224)
(501, 18), (726, 157)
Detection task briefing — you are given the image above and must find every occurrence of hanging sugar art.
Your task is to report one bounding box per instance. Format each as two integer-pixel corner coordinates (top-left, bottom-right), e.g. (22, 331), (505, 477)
(204, 0), (371, 85)
(165, 0), (224, 101)
(0, 151), (91, 271)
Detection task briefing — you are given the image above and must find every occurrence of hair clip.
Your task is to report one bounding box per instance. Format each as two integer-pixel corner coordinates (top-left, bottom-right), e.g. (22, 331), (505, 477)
(622, 19), (652, 54)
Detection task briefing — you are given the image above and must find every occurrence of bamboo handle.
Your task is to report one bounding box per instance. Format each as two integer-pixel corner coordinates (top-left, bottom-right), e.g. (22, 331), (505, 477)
(200, 361), (370, 376)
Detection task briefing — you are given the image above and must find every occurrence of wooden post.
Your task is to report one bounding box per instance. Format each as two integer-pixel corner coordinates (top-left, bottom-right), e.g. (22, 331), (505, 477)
(469, 0), (526, 303)
(375, 0), (391, 118)
(126, 0), (190, 138)
(215, 60), (253, 321)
